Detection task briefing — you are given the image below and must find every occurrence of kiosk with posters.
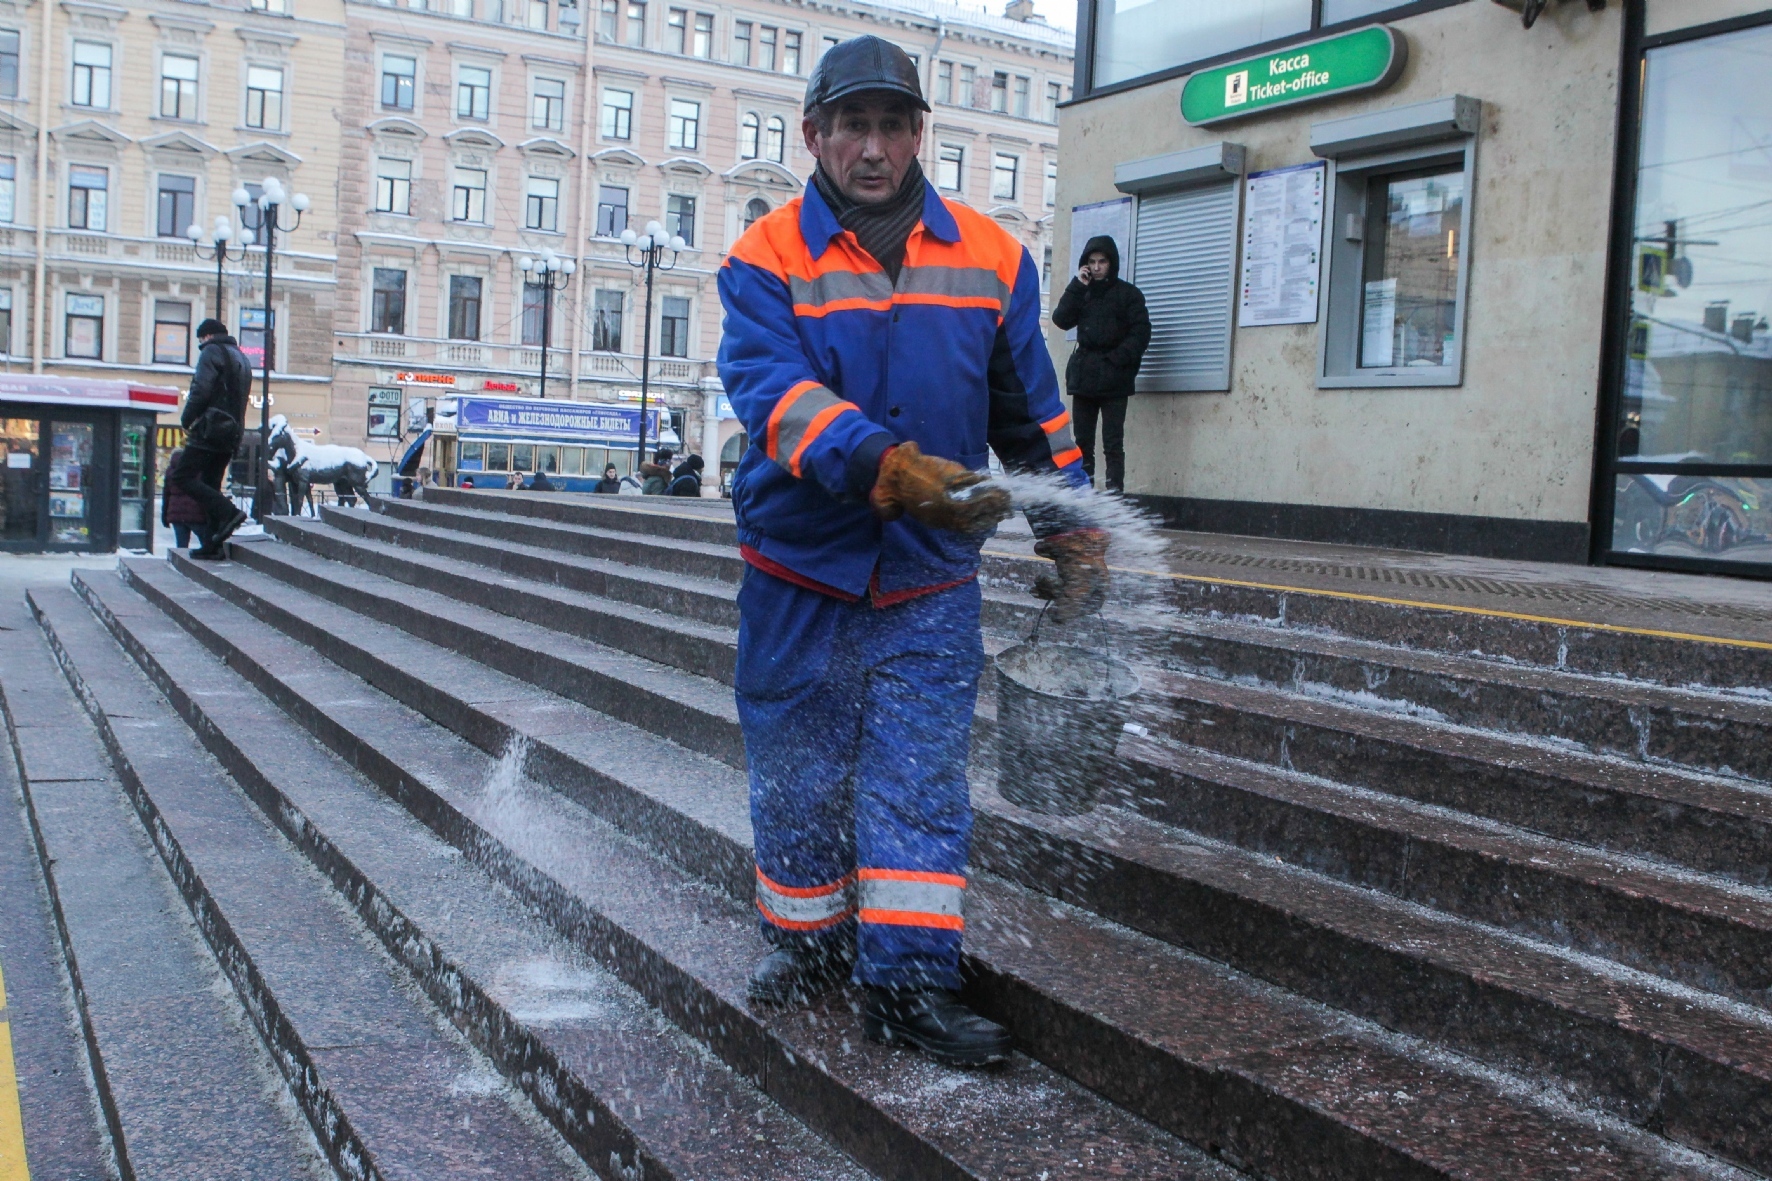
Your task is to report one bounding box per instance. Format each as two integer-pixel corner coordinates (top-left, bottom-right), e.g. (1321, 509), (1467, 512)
(0, 376), (179, 552)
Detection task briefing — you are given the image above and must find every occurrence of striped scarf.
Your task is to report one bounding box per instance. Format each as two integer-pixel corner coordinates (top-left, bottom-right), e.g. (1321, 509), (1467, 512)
(812, 158), (927, 284)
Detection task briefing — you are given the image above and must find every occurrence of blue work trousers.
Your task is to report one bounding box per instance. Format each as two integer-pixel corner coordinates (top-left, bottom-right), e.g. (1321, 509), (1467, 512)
(735, 567), (983, 991)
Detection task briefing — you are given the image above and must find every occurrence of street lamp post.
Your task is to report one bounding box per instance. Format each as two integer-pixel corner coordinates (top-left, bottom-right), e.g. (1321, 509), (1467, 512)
(620, 220), (683, 477)
(232, 178), (308, 520)
(184, 216), (246, 326)
(517, 248), (575, 398)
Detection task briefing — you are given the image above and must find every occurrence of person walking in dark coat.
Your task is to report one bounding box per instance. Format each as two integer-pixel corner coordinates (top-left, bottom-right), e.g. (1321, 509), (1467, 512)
(166, 319), (253, 558)
(668, 454), (704, 497)
(640, 448), (675, 494)
(528, 469), (556, 492)
(1050, 235), (1150, 494)
(160, 448), (209, 550)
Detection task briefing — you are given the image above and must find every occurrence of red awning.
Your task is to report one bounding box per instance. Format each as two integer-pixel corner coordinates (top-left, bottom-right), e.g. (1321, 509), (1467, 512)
(0, 375), (181, 412)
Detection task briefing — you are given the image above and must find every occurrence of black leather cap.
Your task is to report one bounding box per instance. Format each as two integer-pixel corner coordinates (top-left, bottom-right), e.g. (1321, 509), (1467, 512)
(803, 35), (929, 114)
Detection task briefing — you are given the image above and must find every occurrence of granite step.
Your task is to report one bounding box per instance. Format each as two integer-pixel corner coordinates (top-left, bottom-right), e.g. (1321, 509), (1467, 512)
(117, 553), (1764, 1177)
(106, 559), (1240, 1181)
(28, 583), (595, 1181)
(71, 566), (876, 1181)
(0, 613), (331, 1181)
(426, 486), (741, 547)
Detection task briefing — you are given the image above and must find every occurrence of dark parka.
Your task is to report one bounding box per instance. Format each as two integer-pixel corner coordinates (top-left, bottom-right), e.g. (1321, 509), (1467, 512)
(1050, 235), (1151, 401)
(180, 334), (254, 452)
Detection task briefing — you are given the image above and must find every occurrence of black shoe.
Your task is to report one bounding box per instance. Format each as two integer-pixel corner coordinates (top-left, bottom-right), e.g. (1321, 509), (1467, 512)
(212, 508), (249, 545)
(863, 987), (1011, 1067)
(188, 543), (227, 561)
(747, 945), (852, 1006)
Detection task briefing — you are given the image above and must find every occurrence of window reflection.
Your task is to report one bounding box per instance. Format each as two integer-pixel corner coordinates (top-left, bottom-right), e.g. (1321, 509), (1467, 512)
(1359, 168), (1463, 369)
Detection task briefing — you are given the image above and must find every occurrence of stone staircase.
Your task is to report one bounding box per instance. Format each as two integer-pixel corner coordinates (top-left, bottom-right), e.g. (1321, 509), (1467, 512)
(5, 484), (1771, 1180)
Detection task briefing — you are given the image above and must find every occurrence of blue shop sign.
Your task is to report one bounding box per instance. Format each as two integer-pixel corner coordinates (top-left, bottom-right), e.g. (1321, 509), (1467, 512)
(449, 396), (666, 444)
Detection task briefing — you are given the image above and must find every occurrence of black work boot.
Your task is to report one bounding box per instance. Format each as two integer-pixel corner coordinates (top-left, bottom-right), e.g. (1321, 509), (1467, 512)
(747, 945), (852, 1006)
(863, 987), (1011, 1067)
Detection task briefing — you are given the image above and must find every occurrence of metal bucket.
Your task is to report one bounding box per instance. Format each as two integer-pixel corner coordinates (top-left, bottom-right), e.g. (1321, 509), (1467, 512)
(993, 643), (1140, 817)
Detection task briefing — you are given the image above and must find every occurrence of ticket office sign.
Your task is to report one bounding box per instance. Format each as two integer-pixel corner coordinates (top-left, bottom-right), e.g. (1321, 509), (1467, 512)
(1181, 25), (1406, 127)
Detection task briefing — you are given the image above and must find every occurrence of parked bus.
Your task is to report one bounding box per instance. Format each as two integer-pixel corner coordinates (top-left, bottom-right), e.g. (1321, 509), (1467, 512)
(427, 394), (679, 491)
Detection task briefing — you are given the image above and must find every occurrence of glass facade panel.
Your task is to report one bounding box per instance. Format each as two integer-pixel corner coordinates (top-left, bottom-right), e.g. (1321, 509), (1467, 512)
(48, 421), (92, 545)
(1092, 0), (1309, 90)
(1, 417), (37, 542)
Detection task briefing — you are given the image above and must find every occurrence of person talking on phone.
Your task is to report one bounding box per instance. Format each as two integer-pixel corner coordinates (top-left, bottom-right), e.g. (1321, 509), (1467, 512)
(1050, 236), (1151, 494)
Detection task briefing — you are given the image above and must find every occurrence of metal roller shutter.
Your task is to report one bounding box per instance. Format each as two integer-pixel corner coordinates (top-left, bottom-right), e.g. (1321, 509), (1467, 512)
(1129, 179), (1239, 392)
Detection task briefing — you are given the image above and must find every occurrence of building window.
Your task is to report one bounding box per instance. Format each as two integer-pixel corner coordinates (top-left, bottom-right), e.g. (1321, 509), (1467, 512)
(1046, 80), (1062, 121)
(371, 267), (407, 334)
(1013, 75), (1029, 117)
(528, 0), (549, 29)
(1042, 244), (1052, 291)
(239, 306), (267, 368)
(71, 41), (111, 108)
(451, 0), (474, 14)
(532, 77), (566, 130)
(457, 65), (492, 120)
(374, 158), (412, 214)
(452, 168), (487, 222)
(937, 144), (963, 192)
(782, 30), (801, 74)
(624, 1), (645, 46)
(65, 294), (103, 359)
(0, 30), (18, 99)
(68, 166), (106, 231)
(521, 281), (548, 345)
(692, 12), (713, 57)
(0, 290), (12, 353)
(765, 115), (785, 163)
(668, 98), (699, 151)
(991, 153), (1018, 201)
(666, 7), (686, 53)
(659, 295), (689, 357)
(245, 66), (283, 130)
(160, 55), (199, 120)
(1043, 159), (1057, 207)
(236, 182), (263, 245)
(758, 25), (776, 71)
(249, 0), (291, 10)
(821, 34), (840, 59)
(0, 157), (15, 223)
(666, 193), (695, 246)
(156, 175), (195, 238)
(596, 185), (628, 236)
(991, 71), (1007, 113)
(733, 21), (750, 66)
(592, 288), (623, 351)
(526, 176), (559, 231)
(601, 88), (632, 139)
(448, 275), (482, 340)
(740, 112), (759, 159)
(598, 0), (617, 38)
(743, 197), (769, 230)
(936, 61), (952, 105)
(153, 301), (191, 365)
(959, 65), (976, 108)
(381, 55), (416, 110)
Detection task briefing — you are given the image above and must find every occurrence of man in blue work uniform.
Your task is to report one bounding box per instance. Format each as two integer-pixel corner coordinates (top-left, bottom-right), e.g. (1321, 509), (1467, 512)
(718, 35), (1108, 1067)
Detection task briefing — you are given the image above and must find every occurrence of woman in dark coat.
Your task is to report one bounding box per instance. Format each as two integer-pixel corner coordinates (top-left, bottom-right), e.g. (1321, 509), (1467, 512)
(161, 448), (209, 550)
(1050, 235), (1151, 494)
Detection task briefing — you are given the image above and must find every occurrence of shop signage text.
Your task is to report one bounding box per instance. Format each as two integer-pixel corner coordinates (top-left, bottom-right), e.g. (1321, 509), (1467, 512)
(395, 371), (457, 386)
(1181, 25), (1406, 126)
(483, 380), (520, 392)
(454, 396), (662, 442)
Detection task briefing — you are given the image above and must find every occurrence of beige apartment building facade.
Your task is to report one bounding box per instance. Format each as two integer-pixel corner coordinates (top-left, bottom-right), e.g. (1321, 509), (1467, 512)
(331, 0), (1071, 488)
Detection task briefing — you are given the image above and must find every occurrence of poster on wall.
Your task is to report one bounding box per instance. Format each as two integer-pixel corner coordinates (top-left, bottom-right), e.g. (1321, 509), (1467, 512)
(1064, 197), (1134, 340)
(1238, 161), (1325, 327)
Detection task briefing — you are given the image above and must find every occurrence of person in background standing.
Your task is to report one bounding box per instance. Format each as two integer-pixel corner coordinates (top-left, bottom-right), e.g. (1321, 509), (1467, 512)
(529, 468), (556, 492)
(593, 464), (622, 494)
(1050, 236), (1150, 494)
(160, 447), (208, 550)
(640, 448), (675, 495)
(668, 454), (704, 497)
(167, 318), (253, 559)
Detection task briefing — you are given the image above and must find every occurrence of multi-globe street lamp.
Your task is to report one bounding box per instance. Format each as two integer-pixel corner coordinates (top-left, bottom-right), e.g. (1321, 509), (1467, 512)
(184, 216), (247, 327)
(231, 177), (308, 519)
(517, 248), (575, 397)
(620, 220), (684, 475)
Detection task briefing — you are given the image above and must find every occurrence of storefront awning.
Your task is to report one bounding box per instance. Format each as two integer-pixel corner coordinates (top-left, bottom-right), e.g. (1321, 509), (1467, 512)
(0, 375), (181, 413)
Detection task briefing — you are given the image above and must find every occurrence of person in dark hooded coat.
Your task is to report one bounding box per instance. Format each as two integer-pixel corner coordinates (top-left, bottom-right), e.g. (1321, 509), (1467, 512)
(1050, 235), (1150, 494)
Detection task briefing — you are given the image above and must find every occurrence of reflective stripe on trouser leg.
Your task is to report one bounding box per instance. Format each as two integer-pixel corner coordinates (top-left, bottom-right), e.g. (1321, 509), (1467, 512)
(756, 869), (855, 932)
(857, 869), (965, 930)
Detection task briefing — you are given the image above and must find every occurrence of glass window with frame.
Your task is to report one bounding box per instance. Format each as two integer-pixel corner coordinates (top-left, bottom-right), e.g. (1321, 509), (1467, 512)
(245, 65), (283, 129)
(1046, 80), (1062, 121)
(250, 0), (291, 10)
(693, 12), (713, 57)
(0, 290), (14, 355)
(239, 306), (267, 368)
(381, 55), (416, 109)
(452, 168), (487, 222)
(0, 159), (12, 224)
(65, 294), (103, 359)
(156, 175), (195, 238)
(625, 1), (645, 46)
(765, 115), (785, 163)
(991, 153), (1017, 201)
(936, 62), (953, 105)
(959, 65), (975, 107)
(592, 288), (623, 351)
(72, 41), (111, 108)
(528, 0), (549, 29)
(457, 65), (492, 120)
(236, 182), (264, 245)
(452, 0), (474, 14)
(448, 274), (482, 339)
(560, 446), (583, 476)
(0, 30), (18, 99)
(160, 54), (199, 120)
(68, 166), (106, 231)
(758, 26), (776, 72)
(532, 77), (566, 130)
(666, 7), (687, 53)
(991, 71), (1007, 112)
(485, 441), (510, 470)
(1013, 76), (1029, 117)
(458, 441), (486, 471)
(782, 30), (801, 75)
(1043, 159), (1057, 207)
(937, 144), (963, 192)
(152, 301), (191, 365)
(743, 197), (769, 230)
(660, 295), (690, 357)
(526, 176), (560, 231)
(598, 0), (617, 38)
(601, 88), (632, 139)
(666, 193), (695, 245)
(733, 21), (751, 65)
(536, 445), (559, 474)
(371, 267), (407, 333)
(1356, 167), (1465, 371)
(512, 443), (534, 472)
(668, 99), (699, 150)
(521, 281), (547, 345)
(821, 34), (840, 60)
(740, 111), (759, 159)
(596, 185), (628, 236)
(375, 157), (412, 214)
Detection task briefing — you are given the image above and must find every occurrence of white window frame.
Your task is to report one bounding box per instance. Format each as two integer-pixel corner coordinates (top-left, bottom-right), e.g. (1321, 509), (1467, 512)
(457, 64), (492, 121)
(526, 175), (560, 231)
(67, 164), (107, 231)
(245, 64), (284, 131)
(374, 157), (412, 214)
(64, 292), (104, 359)
(668, 97), (700, 151)
(381, 54), (417, 111)
(991, 152), (1018, 201)
(71, 40), (112, 109)
(160, 53), (200, 121)
(532, 76), (567, 130)
(937, 144), (963, 192)
(452, 167), (488, 222)
(601, 87), (632, 140)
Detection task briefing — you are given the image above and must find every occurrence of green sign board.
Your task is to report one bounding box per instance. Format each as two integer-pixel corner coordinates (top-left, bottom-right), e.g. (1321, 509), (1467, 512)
(1180, 25), (1407, 126)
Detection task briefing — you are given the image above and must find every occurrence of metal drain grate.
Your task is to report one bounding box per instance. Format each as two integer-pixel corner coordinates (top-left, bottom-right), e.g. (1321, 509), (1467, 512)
(1167, 548), (1772, 624)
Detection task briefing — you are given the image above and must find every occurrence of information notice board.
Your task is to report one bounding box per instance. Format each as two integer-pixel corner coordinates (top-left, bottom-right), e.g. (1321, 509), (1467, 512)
(1238, 161), (1325, 327)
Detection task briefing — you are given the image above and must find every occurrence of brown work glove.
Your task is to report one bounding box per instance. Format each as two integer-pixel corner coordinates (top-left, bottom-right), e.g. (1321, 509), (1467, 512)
(870, 442), (1011, 534)
(1031, 529), (1110, 623)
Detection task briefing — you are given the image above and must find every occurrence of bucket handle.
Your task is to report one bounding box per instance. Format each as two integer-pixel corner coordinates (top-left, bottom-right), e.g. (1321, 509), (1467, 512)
(1026, 599), (1115, 663)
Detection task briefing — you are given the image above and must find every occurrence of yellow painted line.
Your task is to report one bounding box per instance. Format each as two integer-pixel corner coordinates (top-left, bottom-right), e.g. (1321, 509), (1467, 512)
(0, 1018), (29, 1181)
(980, 548), (1772, 653)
